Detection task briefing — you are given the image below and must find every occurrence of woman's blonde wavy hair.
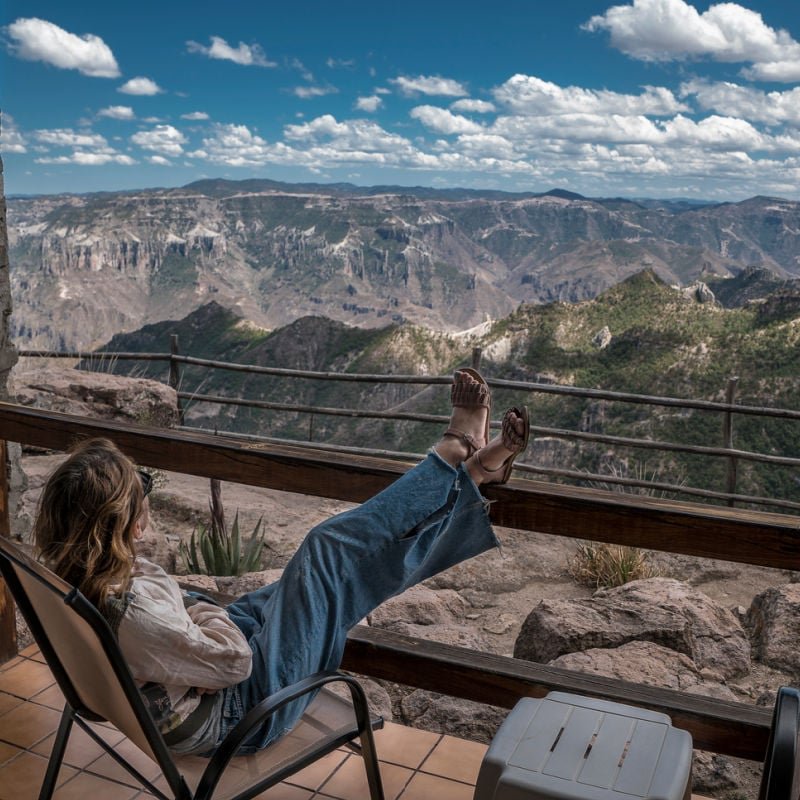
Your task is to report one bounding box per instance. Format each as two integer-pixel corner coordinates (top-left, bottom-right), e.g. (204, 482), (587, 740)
(34, 438), (144, 608)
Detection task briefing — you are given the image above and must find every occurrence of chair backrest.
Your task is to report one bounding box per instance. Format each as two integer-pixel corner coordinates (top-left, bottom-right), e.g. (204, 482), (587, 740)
(759, 686), (800, 800)
(0, 536), (182, 786)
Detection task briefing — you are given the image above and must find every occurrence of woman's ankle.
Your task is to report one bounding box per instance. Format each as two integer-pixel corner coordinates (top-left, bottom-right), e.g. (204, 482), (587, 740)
(433, 437), (468, 468)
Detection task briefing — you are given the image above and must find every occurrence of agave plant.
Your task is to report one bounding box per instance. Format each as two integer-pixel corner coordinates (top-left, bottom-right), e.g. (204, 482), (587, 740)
(179, 478), (267, 576)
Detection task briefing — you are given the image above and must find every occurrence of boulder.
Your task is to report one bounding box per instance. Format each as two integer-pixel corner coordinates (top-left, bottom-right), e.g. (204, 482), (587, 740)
(327, 677), (394, 722)
(368, 584), (490, 651)
(368, 585), (467, 627)
(514, 577), (750, 679)
(746, 583), (800, 672)
(692, 752), (761, 800)
(550, 641), (737, 700)
(592, 325), (612, 349)
(399, 689), (507, 744)
(11, 364), (178, 428)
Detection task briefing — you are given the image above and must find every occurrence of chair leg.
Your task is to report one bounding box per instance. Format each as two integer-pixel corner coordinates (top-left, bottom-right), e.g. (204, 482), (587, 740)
(39, 706), (74, 800)
(358, 725), (385, 800)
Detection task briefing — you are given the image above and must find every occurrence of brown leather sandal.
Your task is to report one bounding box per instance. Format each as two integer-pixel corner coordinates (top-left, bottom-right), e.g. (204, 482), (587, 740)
(471, 406), (530, 484)
(442, 368), (492, 458)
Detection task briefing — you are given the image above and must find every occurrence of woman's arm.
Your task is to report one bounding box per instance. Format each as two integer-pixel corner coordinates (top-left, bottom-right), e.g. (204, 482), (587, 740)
(117, 563), (253, 690)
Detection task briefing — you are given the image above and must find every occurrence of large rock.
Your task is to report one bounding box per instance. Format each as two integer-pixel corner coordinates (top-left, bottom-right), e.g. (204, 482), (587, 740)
(11, 364), (178, 427)
(368, 585), (467, 627)
(514, 577), (750, 679)
(399, 689), (507, 744)
(327, 677), (394, 722)
(367, 585), (489, 650)
(550, 641), (737, 700)
(746, 583), (800, 672)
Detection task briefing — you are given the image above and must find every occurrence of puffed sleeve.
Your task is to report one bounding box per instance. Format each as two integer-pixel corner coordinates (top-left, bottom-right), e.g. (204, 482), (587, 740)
(116, 559), (253, 690)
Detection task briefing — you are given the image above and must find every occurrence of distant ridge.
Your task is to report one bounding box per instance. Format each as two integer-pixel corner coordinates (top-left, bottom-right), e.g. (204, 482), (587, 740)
(12, 175), (790, 207)
(9, 180), (800, 350)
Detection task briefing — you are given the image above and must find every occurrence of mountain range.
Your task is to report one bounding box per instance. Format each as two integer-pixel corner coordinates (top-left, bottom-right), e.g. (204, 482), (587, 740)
(8, 179), (800, 349)
(99, 268), (800, 508)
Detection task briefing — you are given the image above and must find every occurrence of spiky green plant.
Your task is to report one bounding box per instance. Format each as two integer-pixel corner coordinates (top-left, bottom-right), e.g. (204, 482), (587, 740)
(179, 478), (267, 576)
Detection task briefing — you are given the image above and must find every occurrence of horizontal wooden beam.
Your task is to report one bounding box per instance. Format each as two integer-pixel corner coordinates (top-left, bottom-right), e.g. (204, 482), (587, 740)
(342, 625), (771, 762)
(2, 403), (797, 569)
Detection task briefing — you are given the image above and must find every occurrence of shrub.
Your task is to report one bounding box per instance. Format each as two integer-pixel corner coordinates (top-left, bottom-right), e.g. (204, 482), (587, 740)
(179, 478), (267, 576)
(568, 542), (658, 589)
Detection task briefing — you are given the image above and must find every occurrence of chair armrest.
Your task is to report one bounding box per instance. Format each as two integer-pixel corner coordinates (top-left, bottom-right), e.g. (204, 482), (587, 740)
(197, 671), (374, 798)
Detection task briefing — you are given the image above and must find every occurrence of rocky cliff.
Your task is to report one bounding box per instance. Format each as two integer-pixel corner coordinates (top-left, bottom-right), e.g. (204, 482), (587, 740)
(9, 180), (800, 348)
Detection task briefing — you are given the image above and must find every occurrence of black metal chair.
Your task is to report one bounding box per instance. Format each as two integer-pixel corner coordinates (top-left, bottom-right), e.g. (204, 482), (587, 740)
(0, 536), (385, 800)
(759, 687), (800, 800)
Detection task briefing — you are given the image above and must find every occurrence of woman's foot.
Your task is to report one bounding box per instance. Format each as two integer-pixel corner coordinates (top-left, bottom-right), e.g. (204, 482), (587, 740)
(434, 369), (491, 468)
(466, 407), (530, 486)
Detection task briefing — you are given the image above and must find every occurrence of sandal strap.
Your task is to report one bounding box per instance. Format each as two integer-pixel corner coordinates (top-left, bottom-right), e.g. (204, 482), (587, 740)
(501, 407), (528, 453)
(442, 428), (482, 457)
(450, 375), (491, 410)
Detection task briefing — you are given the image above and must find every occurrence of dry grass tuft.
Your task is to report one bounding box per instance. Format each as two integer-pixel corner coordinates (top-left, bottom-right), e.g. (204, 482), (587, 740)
(568, 542), (659, 589)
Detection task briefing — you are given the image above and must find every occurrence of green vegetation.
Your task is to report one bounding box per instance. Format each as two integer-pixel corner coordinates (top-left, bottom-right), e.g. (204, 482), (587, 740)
(178, 479), (267, 576)
(97, 268), (800, 512)
(154, 252), (197, 288)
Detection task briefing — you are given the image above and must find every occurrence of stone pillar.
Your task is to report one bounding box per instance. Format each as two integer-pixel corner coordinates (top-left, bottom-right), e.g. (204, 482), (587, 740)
(0, 141), (23, 536)
(0, 141), (19, 389)
(0, 128), (21, 661)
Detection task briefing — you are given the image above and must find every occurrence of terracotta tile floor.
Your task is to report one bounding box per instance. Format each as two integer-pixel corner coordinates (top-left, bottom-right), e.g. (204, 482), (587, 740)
(0, 645), (489, 799)
(0, 646), (716, 800)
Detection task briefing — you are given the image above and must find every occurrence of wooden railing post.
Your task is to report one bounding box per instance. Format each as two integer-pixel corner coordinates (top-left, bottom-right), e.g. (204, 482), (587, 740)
(724, 377), (739, 507)
(471, 347), (482, 371)
(169, 334), (185, 426)
(0, 439), (17, 662)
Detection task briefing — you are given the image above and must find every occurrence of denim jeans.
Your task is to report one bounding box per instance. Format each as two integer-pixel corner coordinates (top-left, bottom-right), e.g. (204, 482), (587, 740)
(218, 450), (498, 753)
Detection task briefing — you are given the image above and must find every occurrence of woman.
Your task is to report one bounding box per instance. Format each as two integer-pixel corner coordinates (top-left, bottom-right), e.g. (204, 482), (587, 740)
(34, 369), (529, 755)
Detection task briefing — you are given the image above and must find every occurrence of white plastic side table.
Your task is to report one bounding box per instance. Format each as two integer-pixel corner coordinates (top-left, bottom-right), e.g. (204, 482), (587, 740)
(474, 692), (692, 800)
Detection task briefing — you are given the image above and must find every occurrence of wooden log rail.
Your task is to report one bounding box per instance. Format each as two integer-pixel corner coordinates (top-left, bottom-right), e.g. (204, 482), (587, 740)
(19, 347), (800, 511)
(342, 626), (772, 762)
(0, 401), (794, 760)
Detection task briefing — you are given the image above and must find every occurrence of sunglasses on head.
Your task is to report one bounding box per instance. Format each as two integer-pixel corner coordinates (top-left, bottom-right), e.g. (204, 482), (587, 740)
(138, 470), (153, 497)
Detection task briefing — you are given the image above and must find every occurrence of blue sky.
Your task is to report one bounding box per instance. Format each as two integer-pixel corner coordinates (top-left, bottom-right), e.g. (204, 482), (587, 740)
(2, 0), (800, 200)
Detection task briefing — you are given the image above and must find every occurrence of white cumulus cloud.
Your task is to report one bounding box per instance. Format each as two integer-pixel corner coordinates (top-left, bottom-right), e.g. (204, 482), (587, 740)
(186, 36), (275, 67)
(410, 106), (484, 135)
(147, 155), (172, 165)
(355, 95), (383, 112)
(681, 80), (800, 125)
(35, 128), (108, 148)
(450, 98), (496, 113)
(1, 116), (27, 153)
(293, 85), (338, 99)
(6, 17), (120, 78)
(131, 124), (186, 156)
(181, 111), (210, 121)
(36, 152), (135, 165)
(98, 105), (134, 120)
(390, 75), (468, 97)
(584, 0), (800, 81)
(494, 74), (687, 116)
(190, 123), (273, 167)
(118, 77), (163, 96)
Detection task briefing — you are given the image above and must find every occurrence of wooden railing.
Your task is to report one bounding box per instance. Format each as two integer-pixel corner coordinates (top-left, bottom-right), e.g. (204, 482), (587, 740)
(17, 345), (800, 514)
(2, 401), (797, 760)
